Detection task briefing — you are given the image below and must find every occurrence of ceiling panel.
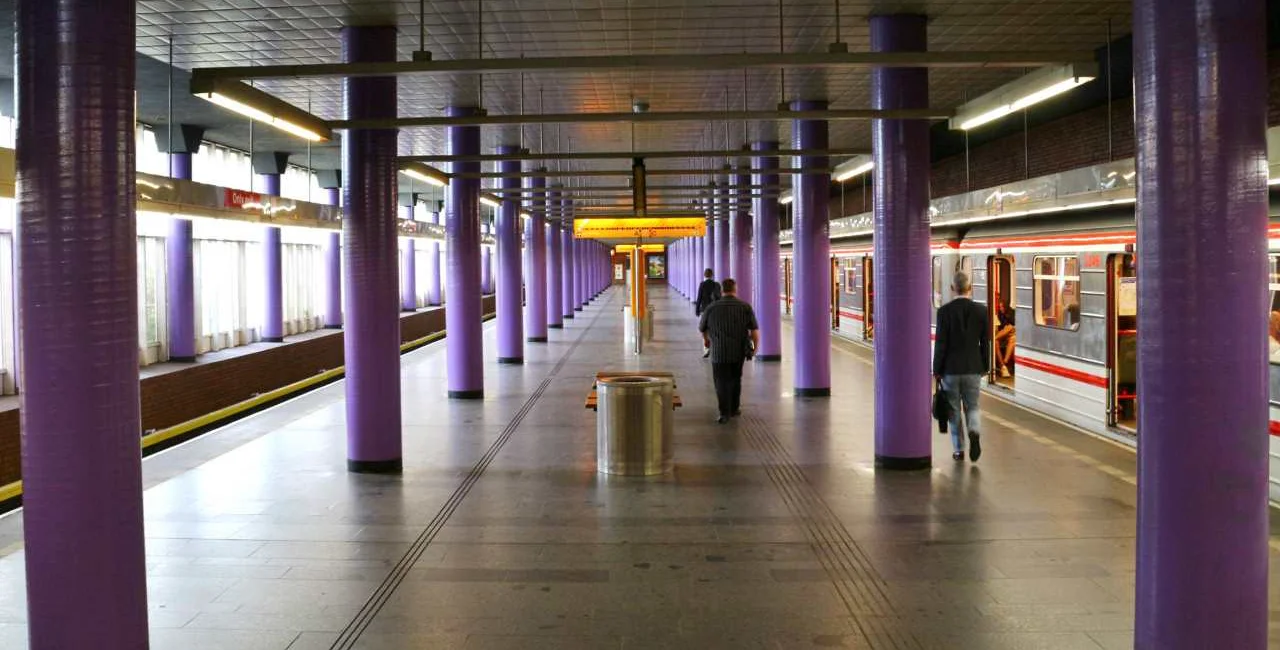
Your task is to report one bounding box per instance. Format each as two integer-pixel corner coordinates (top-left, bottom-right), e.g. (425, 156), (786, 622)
(18, 1), (1136, 206)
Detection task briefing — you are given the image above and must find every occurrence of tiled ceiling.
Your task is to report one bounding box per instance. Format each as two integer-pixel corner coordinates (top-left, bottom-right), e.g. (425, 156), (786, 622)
(136, 2), (1136, 205)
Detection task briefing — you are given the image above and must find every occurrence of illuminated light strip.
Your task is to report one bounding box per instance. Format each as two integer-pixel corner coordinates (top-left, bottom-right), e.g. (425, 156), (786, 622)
(201, 92), (327, 142)
(959, 233), (1136, 249)
(399, 166), (449, 187)
(0, 312), (498, 507)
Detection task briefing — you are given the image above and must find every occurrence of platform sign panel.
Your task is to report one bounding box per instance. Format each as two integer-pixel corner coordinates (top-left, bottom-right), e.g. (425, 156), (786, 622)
(574, 217), (705, 239)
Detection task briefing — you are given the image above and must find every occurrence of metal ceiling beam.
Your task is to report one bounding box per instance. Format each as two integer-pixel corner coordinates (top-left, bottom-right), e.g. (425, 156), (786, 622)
(191, 51), (1094, 82)
(400, 148), (866, 163)
(459, 168), (825, 179)
(330, 108), (949, 130)
(492, 184), (784, 194)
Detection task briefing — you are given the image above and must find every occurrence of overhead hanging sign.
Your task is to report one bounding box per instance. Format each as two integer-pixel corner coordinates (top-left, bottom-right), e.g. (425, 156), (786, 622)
(574, 217), (705, 239)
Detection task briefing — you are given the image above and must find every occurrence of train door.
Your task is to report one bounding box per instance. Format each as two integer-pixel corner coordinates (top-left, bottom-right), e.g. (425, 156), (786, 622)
(782, 258), (792, 316)
(862, 257), (874, 340)
(987, 256), (1015, 388)
(830, 257), (840, 329)
(1106, 253), (1137, 432)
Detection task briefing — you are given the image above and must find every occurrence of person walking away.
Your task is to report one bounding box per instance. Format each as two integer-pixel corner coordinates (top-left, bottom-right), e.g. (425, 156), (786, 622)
(933, 271), (989, 461)
(699, 278), (759, 424)
(694, 268), (722, 358)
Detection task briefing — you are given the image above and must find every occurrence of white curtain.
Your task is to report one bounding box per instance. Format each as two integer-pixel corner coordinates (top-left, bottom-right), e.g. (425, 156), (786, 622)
(193, 238), (259, 353)
(136, 236), (168, 365)
(282, 243), (323, 335)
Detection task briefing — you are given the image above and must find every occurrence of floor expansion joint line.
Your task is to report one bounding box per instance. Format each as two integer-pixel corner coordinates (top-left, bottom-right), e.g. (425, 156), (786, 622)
(328, 294), (616, 650)
(739, 414), (924, 650)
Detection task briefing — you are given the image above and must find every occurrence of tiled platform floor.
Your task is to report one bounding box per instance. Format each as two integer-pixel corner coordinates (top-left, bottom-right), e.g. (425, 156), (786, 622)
(0, 286), (1277, 649)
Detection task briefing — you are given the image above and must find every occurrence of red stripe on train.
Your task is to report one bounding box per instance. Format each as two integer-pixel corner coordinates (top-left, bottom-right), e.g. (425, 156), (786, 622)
(1270, 421), (1280, 436)
(1013, 355), (1109, 388)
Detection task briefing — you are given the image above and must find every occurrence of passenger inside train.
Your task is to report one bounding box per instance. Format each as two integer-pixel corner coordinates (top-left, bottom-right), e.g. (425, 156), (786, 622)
(994, 304), (1016, 378)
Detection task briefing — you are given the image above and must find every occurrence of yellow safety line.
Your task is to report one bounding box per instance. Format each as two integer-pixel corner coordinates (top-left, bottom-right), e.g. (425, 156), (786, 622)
(0, 313), (495, 504)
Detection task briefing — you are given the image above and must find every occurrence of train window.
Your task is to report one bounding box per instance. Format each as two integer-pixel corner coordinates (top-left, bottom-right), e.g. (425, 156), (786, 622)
(932, 257), (943, 308)
(844, 261), (857, 295)
(1033, 256), (1081, 331)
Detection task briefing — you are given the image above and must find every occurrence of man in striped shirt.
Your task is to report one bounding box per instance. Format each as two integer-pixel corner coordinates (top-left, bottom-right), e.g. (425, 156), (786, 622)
(698, 278), (760, 424)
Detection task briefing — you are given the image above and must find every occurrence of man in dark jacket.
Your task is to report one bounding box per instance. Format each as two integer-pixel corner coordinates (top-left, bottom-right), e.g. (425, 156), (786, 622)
(694, 268), (721, 316)
(699, 279), (759, 424)
(694, 269), (722, 358)
(933, 271), (990, 462)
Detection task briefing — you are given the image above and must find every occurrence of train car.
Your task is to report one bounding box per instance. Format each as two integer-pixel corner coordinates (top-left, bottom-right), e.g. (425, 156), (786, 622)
(781, 207), (1280, 502)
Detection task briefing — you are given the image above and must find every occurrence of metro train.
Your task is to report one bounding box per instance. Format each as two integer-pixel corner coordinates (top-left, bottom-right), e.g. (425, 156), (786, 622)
(779, 206), (1280, 500)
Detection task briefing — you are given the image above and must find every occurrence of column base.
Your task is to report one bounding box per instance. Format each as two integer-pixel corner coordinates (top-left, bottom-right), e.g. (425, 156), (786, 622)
(549, 323), (563, 329)
(874, 455), (932, 471)
(348, 458), (403, 474)
(564, 314), (575, 319)
(262, 336), (285, 343)
(449, 389), (485, 399)
(755, 355), (782, 362)
(575, 307), (583, 312)
(794, 387), (831, 397)
(498, 357), (524, 365)
(169, 355), (197, 363)
(527, 336), (548, 342)
(402, 307), (417, 313)
(323, 324), (343, 330)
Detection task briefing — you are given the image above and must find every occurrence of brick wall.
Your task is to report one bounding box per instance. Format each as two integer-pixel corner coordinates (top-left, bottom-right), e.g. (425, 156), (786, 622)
(930, 99), (1137, 198)
(0, 295), (493, 487)
(932, 52), (1280, 199)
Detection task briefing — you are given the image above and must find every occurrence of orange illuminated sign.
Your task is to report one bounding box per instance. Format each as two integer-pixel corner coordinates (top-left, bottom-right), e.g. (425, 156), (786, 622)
(574, 217), (705, 239)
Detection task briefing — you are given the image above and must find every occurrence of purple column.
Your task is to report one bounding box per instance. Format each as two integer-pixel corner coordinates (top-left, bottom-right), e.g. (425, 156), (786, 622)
(752, 142), (783, 361)
(730, 168), (753, 303)
(792, 100), (831, 396)
(547, 188), (564, 329)
(481, 240), (493, 295)
(574, 212), (586, 309)
(561, 204), (575, 319)
(702, 191), (715, 278)
(871, 15), (931, 469)
(496, 145), (524, 362)
(167, 153), (197, 362)
(170, 151), (192, 179)
(446, 106), (485, 398)
(255, 173), (281, 197)
(401, 239), (417, 311)
(17, 0), (150, 645)
(261, 225), (284, 342)
(341, 25), (402, 472)
(1134, 0), (1269, 646)
(428, 211), (442, 306)
(525, 171), (548, 341)
(325, 186), (340, 206)
(715, 180), (731, 280)
(324, 231), (342, 327)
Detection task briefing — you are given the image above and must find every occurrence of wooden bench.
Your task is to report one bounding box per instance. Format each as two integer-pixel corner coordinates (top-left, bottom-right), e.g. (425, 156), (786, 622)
(585, 372), (683, 411)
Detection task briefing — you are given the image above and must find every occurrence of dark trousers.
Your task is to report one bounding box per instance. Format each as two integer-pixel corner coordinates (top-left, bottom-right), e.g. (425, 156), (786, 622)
(712, 360), (745, 416)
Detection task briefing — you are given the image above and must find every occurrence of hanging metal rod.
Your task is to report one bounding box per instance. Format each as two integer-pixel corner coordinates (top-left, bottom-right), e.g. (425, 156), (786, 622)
(458, 167), (825, 179)
(331, 108), (949, 130)
(400, 147), (864, 162)
(191, 51), (1093, 82)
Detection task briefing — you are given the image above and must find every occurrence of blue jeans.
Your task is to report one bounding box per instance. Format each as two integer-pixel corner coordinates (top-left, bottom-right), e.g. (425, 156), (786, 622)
(942, 374), (983, 453)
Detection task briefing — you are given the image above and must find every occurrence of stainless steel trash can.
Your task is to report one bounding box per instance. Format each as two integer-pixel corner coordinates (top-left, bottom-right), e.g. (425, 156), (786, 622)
(596, 376), (674, 475)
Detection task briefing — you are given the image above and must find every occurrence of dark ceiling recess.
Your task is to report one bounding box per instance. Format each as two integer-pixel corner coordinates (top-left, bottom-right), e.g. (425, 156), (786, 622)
(929, 34), (1133, 163)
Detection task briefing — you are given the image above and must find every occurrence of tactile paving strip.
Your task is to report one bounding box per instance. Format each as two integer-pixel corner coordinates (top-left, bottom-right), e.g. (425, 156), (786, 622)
(739, 413), (925, 650)
(329, 293), (616, 650)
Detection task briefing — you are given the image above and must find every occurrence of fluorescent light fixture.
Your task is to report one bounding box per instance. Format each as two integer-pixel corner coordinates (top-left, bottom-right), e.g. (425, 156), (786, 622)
(398, 162), (449, 187)
(1269, 177), (1280, 186)
(833, 155), (874, 182)
(779, 191), (794, 205)
(950, 62), (1098, 131)
(479, 194), (501, 209)
(190, 77), (332, 142)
